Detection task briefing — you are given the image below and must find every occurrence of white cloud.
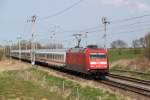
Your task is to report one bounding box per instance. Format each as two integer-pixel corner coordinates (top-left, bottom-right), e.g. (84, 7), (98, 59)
(98, 0), (150, 12)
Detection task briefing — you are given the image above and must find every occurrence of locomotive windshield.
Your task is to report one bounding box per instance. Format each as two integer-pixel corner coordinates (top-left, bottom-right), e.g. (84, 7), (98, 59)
(90, 53), (106, 59)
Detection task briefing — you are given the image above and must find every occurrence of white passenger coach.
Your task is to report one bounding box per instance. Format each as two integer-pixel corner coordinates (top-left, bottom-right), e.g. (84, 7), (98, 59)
(11, 49), (67, 67)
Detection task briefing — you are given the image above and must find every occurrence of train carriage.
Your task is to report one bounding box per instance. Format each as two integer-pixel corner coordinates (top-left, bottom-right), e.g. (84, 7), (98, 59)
(35, 49), (66, 67)
(11, 46), (109, 77)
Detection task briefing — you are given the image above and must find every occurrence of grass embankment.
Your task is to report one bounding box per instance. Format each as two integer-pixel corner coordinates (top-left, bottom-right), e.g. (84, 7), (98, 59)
(0, 68), (123, 100)
(108, 48), (150, 80)
(108, 49), (142, 62)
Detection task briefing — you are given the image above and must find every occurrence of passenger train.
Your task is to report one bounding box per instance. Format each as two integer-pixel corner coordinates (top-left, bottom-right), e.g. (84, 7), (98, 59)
(11, 45), (109, 77)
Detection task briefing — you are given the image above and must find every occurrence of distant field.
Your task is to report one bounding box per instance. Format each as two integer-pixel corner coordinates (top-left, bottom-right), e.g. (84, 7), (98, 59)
(108, 48), (142, 62)
(0, 68), (123, 100)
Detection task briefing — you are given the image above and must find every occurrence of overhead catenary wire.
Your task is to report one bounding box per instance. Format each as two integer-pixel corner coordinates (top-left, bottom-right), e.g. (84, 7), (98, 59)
(111, 13), (150, 23)
(34, 7), (150, 36)
(37, 0), (84, 21)
(24, 10), (150, 47)
(54, 15), (150, 34)
(49, 19), (150, 34)
(88, 27), (150, 37)
(72, 13), (150, 33)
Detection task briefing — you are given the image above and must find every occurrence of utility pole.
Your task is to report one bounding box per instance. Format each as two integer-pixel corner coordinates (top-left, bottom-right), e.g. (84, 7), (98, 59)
(25, 41), (28, 50)
(28, 15), (37, 65)
(102, 17), (110, 51)
(7, 40), (13, 63)
(17, 36), (22, 62)
(3, 40), (7, 57)
(84, 32), (88, 47)
(73, 33), (82, 48)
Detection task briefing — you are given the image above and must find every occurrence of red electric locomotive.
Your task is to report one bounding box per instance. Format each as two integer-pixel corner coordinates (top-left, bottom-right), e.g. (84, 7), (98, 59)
(66, 45), (109, 76)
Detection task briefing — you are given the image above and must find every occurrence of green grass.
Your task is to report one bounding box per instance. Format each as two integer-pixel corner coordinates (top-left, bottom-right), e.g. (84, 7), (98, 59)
(108, 48), (150, 80)
(0, 68), (124, 100)
(0, 70), (64, 100)
(108, 49), (142, 62)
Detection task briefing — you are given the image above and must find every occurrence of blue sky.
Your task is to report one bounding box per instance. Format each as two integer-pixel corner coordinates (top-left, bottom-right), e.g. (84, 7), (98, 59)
(1, 0), (150, 48)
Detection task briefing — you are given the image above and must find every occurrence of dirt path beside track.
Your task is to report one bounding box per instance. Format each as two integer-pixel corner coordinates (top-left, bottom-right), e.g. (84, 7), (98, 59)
(0, 59), (32, 72)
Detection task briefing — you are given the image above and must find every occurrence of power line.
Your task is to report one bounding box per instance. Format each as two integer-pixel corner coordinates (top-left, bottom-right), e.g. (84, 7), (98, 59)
(36, 20), (150, 39)
(38, 0), (84, 21)
(111, 13), (150, 23)
(110, 27), (150, 35)
(79, 19), (150, 34)
(90, 26), (150, 36)
(108, 20), (150, 29)
(60, 14), (150, 33)
(30, 13), (150, 44)
(77, 13), (150, 32)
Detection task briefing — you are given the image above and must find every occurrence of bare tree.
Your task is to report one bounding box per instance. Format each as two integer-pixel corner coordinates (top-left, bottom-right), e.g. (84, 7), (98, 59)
(111, 40), (127, 49)
(132, 40), (140, 48)
(139, 37), (146, 48)
(145, 33), (150, 59)
(111, 40), (127, 55)
(44, 43), (63, 49)
(132, 39), (141, 54)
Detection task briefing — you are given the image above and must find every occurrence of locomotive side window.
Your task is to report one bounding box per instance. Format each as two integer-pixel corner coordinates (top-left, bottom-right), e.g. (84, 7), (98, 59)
(90, 54), (106, 59)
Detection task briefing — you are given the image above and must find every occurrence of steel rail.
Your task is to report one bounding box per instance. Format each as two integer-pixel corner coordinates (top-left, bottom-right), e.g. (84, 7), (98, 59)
(108, 74), (150, 86)
(111, 69), (150, 75)
(99, 79), (150, 97)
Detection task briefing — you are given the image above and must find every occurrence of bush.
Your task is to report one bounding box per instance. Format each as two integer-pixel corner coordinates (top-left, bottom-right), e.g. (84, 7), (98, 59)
(0, 50), (3, 61)
(145, 33), (150, 59)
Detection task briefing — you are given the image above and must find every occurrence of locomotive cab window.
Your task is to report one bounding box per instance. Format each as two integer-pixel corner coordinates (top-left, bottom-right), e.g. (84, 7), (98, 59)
(90, 53), (106, 59)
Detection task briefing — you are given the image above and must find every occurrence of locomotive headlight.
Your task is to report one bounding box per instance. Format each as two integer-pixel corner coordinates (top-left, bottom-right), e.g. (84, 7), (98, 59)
(90, 62), (96, 64)
(90, 66), (94, 68)
(100, 62), (107, 64)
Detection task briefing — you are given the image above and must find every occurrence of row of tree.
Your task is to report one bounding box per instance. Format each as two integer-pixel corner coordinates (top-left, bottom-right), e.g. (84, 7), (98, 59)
(12, 40), (63, 50)
(110, 32), (150, 59)
(110, 36), (146, 49)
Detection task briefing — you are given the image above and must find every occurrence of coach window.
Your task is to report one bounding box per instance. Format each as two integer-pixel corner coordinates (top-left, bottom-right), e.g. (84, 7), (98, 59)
(52, 54), (54, 60)
(51, 54), (53, 59)
(47, 54), (49, 58)
(56, 54), (59, 60)
(54, 54), (56, 60)
(49, 54), (52, 59)
(49, 54), (51, 59)
(60, 55), (62, 61)
(44, 54), (46, 58)
(58, 54), (60, 60)
(58, 55), (60, 60)
(50, 54), (52, 59)
(60, 55), (62, 60)
(55, 54), (57, 60)
(40, 54), (41, 57)
(57, 54), (59, 60)
(61, 55), (63, 60)
(59, 55), (62, 61)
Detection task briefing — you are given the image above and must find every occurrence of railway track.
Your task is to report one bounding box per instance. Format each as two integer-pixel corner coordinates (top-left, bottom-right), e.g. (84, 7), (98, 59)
(99, 79), (150, 97)
(110, 69), (150, 76)
(100, 74), (150, 97)
(108, 73), (150, 86)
